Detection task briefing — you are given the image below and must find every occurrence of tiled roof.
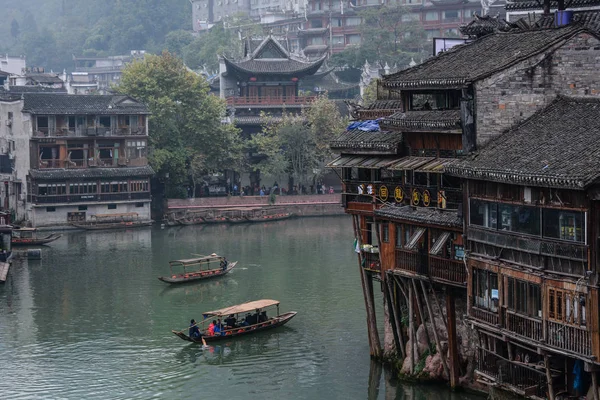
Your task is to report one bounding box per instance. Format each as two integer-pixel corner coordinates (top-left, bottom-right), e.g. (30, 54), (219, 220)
(329, 129), (402, 153)
(362, 100), (403, 111)
(233, 115), (283, 125)
(26, 73), (64, 84)
(30, 166), (154, 180)
(506, 0), (600, 10)
(22, 94), (149, 115)
(381, 25), (589, 89)
(375, 205), (462, 228)
(447, 96), (600, 189)
(2, 86), (67, 93)
(522, 10), (600, 33)
(381, 110), (461, 131)
(460, 15), (515, 38)
(223, 56), (326, 76)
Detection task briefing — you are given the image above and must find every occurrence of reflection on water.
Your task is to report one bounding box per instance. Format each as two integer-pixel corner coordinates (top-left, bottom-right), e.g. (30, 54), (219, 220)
(0, 217), (483, 400)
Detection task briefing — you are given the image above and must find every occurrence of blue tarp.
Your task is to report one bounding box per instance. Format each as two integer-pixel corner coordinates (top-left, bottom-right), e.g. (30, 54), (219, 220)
(347, 119), (382, 132)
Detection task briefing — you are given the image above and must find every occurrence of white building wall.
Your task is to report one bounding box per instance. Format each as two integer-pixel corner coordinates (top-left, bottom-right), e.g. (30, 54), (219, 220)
(31, 201), (151, 227)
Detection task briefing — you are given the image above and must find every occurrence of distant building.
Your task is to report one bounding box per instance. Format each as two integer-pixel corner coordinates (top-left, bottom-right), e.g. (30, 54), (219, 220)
(72, 51), (146, 93)
(0, 93), (153, 227)
(505, 0), (600, 22)
(191, 0), (252, 28)
(0, 55), (26, 76)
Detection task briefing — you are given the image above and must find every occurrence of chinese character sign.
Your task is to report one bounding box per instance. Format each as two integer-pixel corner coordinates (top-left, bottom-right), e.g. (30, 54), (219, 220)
(379, 185), (389, 201)
(394, 186), (404, 202)
(423, 190), (431, 207)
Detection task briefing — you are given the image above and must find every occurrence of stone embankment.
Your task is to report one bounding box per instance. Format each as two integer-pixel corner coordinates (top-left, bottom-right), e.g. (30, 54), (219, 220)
(166, 194), (344, 218)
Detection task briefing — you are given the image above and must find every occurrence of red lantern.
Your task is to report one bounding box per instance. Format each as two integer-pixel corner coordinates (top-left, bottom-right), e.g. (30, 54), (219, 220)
(249, 77), (257, 82)
(291, 77), (298, 82)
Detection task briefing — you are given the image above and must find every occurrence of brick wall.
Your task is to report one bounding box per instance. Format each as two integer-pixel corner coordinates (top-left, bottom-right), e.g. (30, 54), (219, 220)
(475, 32), (600, 148)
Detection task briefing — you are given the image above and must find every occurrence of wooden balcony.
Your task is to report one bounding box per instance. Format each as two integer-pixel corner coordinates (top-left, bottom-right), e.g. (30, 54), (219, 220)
(363, 252), (380, 272)
(504, 309), (543, 342)
(35, 126), (146, 138)
(547, 320), (591, 356)
(395, 249), (424, 275)
(471, 306), (499, 326)
(226, 96), (316, 106)
(429, 256), (466, 287)
(31, 192), (150, 204)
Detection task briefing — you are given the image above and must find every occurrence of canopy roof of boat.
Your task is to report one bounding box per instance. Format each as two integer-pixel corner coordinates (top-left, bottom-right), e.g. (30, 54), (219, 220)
(12, 227), (36, 231)
(203, 299), (280, 317)
(170, 253), (223, 265)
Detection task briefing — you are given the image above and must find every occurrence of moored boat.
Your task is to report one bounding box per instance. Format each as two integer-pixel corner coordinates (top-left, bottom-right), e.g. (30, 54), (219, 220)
(11, 227), (62, 246)
(246, 212), (293, 223)
(172, 299), (296, 343)
(158, 253), (237, 284)
(71, 212), (152, 230)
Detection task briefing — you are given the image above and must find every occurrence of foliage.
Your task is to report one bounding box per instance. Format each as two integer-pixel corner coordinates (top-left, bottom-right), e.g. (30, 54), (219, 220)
(362, 80), (378, 104)
(330, 4), (428, 69)
(116, 51), (243, 192)
(183, 16), (263, 72)
(249, 96), (347, 186)
(0, 0), (191, 71)
(164, 30), (195, 57)
(10, 19), (19, 38)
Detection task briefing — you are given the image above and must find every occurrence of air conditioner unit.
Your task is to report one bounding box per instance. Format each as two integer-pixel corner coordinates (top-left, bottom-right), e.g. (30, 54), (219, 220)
(5, 120), (11, 127)
(19, 193), (25, 201)
(8, 153), (15, 160)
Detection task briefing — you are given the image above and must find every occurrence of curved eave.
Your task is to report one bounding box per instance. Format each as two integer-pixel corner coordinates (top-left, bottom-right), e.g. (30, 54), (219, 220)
(223, 56), (326, 77)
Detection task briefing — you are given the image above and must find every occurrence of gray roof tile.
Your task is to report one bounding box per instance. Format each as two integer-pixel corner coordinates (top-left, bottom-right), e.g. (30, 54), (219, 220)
(30, 166), (154, 180)
(22, 93), (149, 115)
(375, 205), (462, 228)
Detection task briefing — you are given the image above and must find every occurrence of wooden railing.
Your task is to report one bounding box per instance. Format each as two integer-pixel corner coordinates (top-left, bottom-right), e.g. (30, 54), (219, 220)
(226, 96), (316, 106)
(471, 306), (499, 326)
(31, 192), (150, 204)
(429, 256), (466, 286)
(363, 252), (380, 272)
(36, 126), (146, 138)
(547, 321), (591, 356)
(504, 309), (543, 342)
(395, 249), (422, 274)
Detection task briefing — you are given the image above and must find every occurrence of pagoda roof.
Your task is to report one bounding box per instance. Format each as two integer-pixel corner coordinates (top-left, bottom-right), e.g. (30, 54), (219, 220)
(506, 0), (600, 10)
(225, 35), (325, 77)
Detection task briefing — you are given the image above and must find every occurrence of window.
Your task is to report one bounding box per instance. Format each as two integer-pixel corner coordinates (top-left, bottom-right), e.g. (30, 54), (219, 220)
(310, 19), (323, 28)
(46, 207), (56, 212)
(107, 204), (117, 210)
(506, 278), (541, 318)
(347, 34), (361, 44)
(425, 11), (438, 21)
(443, 10), (459, 20)
(78, 205), (88, 211)
(126, 140), (147, 159)
(130, 180), (149, 192)
(549, 288), (586, 326)
(98, 116), (111, 128)
(473, 269), (498, 312)
(401, 13), (420, 22)
(396, 225), (403, 248)
(382, 223), (389, 243)
(498, 204), (540, 235)
(469, 199), (497, 229)
(543, 209), (584, 242)
(135, 202), (145, 208)
(346, 17), (362, 26)
(37, 116), (49, 132)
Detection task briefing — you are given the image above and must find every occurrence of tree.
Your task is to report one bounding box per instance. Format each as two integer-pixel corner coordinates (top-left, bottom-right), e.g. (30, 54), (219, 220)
(10, 19), (20, 38)
(249, 96), (347, 188)
(164, 30), (194, 57)
(117, 51), (242, 197)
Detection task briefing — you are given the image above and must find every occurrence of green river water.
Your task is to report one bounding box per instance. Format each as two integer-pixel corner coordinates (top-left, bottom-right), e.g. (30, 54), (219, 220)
(0, 216), (483, 400)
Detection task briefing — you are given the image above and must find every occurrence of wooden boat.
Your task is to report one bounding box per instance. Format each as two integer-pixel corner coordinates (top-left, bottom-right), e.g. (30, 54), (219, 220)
(11, 227), (62, 246)
(71, 212), (152, 230)
(246, 212), (293, 223)
(172, 299), (297, 343)
(158, 253), (237, 284)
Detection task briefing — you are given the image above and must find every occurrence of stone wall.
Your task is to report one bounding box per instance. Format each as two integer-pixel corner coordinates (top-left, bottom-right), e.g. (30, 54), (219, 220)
(167, 194), (341, 209)
(475, 32), (600, 148)
(32, 201), (151, 228)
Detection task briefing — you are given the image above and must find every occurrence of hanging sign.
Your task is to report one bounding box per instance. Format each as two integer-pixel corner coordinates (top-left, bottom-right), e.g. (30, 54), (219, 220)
(437, 190), (447, 209)
(394, 186), (404, 202)
(366, 184), (374, 196)
(379, 185), (388, 201)
(412, 189), (420, 206)
(422, 190), (431, 207)
(357, 184), (365, 195)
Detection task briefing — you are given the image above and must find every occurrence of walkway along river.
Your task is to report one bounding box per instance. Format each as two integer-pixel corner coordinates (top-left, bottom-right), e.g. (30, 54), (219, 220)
(0, 216), (483, 400)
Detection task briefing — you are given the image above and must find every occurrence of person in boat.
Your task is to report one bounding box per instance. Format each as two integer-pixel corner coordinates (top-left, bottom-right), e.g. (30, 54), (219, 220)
(258, 311), (268, 323)
(225, 314), (236, 328)
(208, 320), (216, 336)
(240, 315), (250, 326)
(220, 258), (228, 271)
(189, 319), (201, 339)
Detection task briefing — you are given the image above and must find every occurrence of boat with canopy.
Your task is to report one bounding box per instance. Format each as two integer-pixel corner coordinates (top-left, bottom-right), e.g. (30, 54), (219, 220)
(172, 299), (297, 343)
(158, 253), (237, 284)
(11, 227), (62, 246)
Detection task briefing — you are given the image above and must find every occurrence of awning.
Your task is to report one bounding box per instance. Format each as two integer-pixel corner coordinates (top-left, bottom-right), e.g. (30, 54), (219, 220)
(202, 299), (280, 318)
(405, 227), (426, 251)
(388, 156), (435, 171)
(415, 158), (458, 173)
(429, 231), (452, 255)
(327, 155), (404, 169)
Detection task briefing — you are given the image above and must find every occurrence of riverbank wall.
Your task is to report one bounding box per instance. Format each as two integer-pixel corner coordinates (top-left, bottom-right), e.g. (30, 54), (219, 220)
(165, 194), (344, 218)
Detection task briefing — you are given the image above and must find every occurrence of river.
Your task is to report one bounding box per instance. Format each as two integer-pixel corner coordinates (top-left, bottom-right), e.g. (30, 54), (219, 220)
(0, 216), (482, 400)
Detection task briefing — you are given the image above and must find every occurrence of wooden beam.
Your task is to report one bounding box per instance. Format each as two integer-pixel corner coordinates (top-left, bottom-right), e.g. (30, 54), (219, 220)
(411, 278), (431, 349)
(592, 369), (600, 400)
(420, 280), (450, 379)
(446, 289), (460, 389)
(386, 273), (406, 359)
(544, 354), (555, 400)
(409, 282), (415, 374)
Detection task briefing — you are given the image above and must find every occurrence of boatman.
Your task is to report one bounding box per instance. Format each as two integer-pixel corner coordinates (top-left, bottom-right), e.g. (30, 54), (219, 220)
(220, 258), (228, 271)
(189, 319), (201, 339)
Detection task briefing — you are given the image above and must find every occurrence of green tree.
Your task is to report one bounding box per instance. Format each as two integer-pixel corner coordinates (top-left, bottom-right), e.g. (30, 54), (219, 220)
(10, 19), (20, 38)
(164, 30), (194, 57)
(117, 51), (242, 197)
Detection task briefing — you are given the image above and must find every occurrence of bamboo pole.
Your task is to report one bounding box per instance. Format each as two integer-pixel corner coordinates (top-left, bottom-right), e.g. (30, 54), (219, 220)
(387, 273), (406, 359)
(408, 282), (415, 374)
(353, 214), (382, 358)
(544, 354), (555, 400)
(420, 280), (450, 379)
(431, 281), (449, 333)
(352, 214), (374, 356)
(446, 290), (460, 389)
(411, 278), (431, 349)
